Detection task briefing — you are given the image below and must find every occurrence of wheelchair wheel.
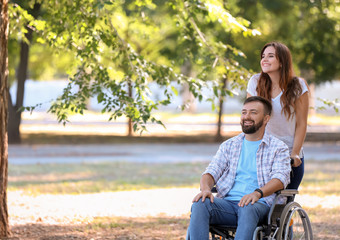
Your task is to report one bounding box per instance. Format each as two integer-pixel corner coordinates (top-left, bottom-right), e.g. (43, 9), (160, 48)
(277, 202), (313, 240)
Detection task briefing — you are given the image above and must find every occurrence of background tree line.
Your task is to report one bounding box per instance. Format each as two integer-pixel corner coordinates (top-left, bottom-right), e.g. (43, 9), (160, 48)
(7, 0), (340, 144)
(8, 0), (340, 144)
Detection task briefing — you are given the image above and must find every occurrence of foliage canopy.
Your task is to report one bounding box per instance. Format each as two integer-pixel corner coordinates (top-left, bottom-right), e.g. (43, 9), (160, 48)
(10, 0), (256, 132)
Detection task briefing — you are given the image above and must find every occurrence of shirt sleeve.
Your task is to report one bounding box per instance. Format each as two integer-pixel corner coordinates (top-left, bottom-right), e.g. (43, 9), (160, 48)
(247, 74), (260, 96)
(298, 78), (309, 96)
(203, 142), (229, 183)
(270, 143), (291, 188)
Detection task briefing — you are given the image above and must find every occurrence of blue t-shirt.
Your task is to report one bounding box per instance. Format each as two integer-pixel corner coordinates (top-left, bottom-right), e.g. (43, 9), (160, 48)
(225, 138), (266, 204)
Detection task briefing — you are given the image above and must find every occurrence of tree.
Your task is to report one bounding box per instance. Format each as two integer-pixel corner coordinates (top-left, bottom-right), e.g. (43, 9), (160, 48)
(8, 0), (256, 140)
(19, 0), (256, 135)
(0, 0), (10, 236)
(220, 0), (340, 117)
(226, 0), (340, 84)
(291, 0), (340, 84)
(8, 1), (41, 143)
(8, 1), (80, 143)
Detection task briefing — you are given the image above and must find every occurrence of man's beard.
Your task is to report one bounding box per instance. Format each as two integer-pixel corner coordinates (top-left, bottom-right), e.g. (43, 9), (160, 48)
(241, 119), (264, 134)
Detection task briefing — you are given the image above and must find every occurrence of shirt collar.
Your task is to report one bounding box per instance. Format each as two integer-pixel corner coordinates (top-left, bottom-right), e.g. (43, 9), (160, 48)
(261, 131), (271, 146)
(235, 132), (245, 143)
(236, 132), (270, 146)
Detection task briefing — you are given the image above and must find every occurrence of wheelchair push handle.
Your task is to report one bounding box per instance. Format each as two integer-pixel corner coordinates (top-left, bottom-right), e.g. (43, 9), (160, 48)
(290, 158), (295, 179)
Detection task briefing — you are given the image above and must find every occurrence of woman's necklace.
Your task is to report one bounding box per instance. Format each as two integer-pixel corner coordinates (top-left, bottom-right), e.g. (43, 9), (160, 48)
(272, 85), (279, 91)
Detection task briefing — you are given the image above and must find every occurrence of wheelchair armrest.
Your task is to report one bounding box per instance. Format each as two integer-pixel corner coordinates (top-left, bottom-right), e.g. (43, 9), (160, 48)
(275, 189), (299, 197)
(211, 188), (298, 196)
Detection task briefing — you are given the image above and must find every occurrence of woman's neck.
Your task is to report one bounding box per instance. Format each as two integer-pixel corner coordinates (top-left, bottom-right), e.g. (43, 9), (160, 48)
(267, 71), (281, 86)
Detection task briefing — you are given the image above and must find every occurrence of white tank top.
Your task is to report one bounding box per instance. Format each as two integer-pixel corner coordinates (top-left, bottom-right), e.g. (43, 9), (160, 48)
(247, 73), (308, 157)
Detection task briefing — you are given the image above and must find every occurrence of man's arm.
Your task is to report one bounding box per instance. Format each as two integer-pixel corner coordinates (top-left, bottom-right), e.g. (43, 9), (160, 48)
(238, 178), (284, 207)
(192, 173), (216, 203)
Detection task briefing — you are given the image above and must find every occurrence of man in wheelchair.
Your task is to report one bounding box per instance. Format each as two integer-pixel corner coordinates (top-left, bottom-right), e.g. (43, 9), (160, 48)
(186, 96), (291, 239)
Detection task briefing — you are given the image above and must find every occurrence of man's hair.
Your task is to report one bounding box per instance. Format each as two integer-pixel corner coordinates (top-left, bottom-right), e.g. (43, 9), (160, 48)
(243, 96), (272, 116)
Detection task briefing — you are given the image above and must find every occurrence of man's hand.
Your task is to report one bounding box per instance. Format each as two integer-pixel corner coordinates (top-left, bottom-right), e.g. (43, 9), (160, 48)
(192, 190), (214, 203)
(291, 154), (302, 167)
(238, 191), (261, 207)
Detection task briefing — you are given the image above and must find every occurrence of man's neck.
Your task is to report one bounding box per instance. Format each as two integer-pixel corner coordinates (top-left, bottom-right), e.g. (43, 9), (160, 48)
(245, 130), (265, 141)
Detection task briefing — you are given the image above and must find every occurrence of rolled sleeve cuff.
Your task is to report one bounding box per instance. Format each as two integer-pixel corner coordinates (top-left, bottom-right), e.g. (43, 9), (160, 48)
(202, 169), (218, 184)
(271, 172), (290, 188)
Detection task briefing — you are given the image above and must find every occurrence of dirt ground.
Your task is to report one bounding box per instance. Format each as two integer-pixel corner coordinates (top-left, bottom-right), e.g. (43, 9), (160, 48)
(6, 212), (340, 240)
(8, 217), (188, 240)
(6, 189), (340, 240)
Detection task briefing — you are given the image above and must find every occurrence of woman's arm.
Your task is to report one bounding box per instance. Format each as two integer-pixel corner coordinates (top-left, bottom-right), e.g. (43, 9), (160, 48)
(291, 92), (309, 166)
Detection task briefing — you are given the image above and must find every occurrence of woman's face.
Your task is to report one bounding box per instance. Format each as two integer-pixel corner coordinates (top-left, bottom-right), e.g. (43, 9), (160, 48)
(260, 46), (281, 74)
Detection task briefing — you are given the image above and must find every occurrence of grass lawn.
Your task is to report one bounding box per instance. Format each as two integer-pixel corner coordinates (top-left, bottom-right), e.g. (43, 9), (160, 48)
(9, 161), (205, 194)
(9, 160), (340, 196)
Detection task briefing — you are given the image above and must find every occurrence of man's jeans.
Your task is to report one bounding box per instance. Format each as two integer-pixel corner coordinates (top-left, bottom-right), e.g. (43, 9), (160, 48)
(186, 197), (270, 240)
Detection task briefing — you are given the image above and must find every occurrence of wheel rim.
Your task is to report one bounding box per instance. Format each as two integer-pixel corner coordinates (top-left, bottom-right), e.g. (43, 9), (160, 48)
(284, 207), (307, 240)
(277, 201), (313, 240)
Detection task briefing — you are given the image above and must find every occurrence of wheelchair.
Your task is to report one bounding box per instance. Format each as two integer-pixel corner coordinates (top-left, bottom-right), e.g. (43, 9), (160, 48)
(209, 189), (313, 240)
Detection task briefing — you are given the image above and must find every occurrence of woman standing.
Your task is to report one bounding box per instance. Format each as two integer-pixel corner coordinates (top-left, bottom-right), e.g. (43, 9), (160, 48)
(247, 41), (309, 190)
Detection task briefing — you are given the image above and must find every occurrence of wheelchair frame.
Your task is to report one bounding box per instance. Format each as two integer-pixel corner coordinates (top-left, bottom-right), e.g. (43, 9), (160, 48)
(209, 189), (313, 240)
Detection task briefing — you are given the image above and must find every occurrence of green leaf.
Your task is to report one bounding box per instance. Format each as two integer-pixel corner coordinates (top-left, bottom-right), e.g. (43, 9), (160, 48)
(97, 92), (105, 103)
(171, 86), (178, 96)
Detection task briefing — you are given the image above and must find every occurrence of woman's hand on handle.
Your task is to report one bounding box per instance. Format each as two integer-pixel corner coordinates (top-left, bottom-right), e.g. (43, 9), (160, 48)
(291, 154), (302, 167)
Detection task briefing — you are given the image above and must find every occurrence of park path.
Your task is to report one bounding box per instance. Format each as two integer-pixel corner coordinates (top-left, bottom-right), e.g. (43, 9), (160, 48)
(8, 142), (340, 165)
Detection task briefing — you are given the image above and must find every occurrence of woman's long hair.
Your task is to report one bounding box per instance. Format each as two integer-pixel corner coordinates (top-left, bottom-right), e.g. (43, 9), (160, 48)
(256, 42), (302, 120)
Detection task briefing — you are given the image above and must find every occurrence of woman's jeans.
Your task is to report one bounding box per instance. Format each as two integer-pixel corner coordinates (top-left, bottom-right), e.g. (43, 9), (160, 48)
(287, 157), (304, 190)
(186, 197), (269, 240)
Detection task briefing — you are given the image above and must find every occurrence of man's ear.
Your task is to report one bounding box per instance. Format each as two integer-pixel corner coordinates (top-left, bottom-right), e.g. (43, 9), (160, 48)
(264, 114), (270, 124)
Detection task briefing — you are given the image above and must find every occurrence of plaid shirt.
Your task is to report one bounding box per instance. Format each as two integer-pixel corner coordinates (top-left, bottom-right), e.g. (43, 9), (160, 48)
(204, 132), (291, 206)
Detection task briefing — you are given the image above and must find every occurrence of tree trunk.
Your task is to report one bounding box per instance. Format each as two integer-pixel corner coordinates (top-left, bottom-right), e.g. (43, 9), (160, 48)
(7, 92), (20, 143)
(8, 20), (34, 144)
(308, 83), (316, 117)
(127, 80), (133, 136)
(8, 2), (40, 144)
(181, 60), (196, 113)
(0, 0), (11, 236)
(215, 77), (228, 142)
